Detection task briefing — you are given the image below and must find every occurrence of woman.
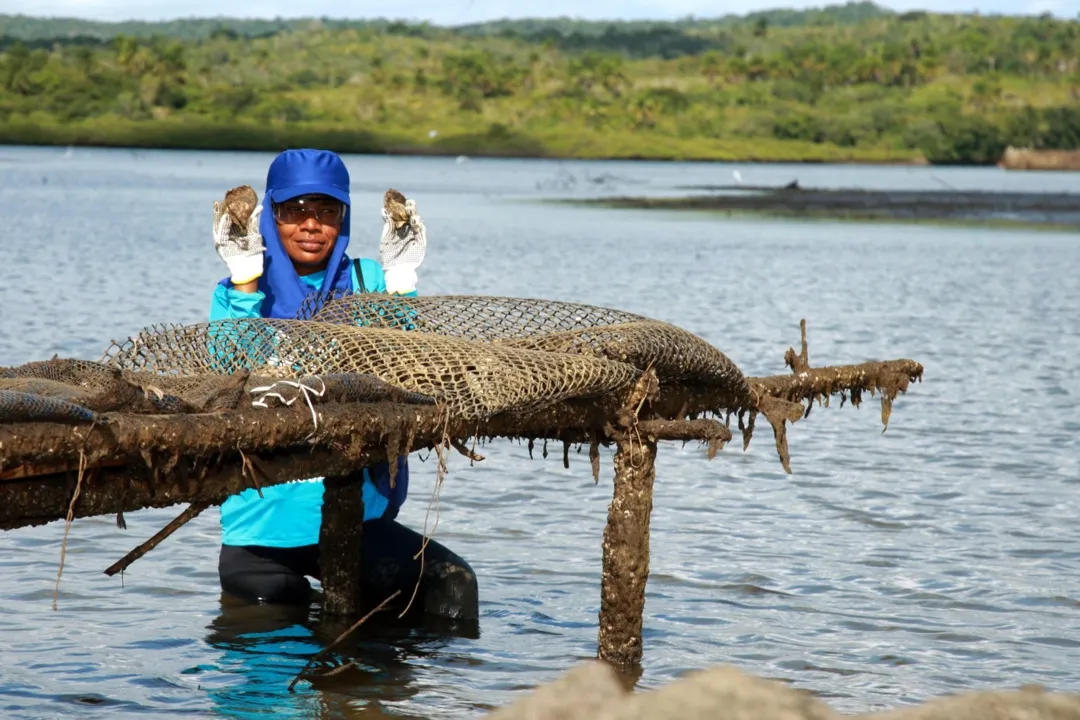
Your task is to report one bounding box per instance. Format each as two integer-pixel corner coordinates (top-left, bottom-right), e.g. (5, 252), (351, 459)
(208, 148), (478, 624)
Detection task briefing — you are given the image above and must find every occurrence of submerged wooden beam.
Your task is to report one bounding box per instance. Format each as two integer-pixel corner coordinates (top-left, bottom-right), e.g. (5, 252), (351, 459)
(750, 359), (922, 408)
(0, 446), (366, 530)
(597, 374), (659, 668)
(0, 401), (431, 474)
(0, 356), (922, 533)
(319, 473), (365, 617)
(598, 430), (658, 668)
(0, 397), (716, 531)
(0, 357), (922, 478)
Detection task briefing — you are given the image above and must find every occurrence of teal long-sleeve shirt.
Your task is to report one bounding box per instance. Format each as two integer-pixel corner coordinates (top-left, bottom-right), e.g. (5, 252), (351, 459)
(209, 258), (417, 548)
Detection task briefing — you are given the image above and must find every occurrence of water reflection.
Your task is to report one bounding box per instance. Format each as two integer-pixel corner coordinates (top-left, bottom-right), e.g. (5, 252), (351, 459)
(202, 593), (480, 719)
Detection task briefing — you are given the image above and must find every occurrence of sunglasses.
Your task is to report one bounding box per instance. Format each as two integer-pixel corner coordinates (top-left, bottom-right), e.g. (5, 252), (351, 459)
(272, 197), (346, 225)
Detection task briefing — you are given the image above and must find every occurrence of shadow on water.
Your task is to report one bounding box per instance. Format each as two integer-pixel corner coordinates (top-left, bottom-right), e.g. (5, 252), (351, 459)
(202, 593), (480, 719)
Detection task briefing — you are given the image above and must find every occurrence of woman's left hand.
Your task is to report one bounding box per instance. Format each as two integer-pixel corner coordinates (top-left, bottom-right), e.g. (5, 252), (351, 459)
(379, 191), (427, 295)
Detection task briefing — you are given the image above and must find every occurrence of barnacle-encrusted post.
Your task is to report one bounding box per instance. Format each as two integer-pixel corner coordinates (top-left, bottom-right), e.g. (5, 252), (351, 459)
(598, 372), (659, 668)
(319, 472), (365, 617)
(599, 431), (657, 668)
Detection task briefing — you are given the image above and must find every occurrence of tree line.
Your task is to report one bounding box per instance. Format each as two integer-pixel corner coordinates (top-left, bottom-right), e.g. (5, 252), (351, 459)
(1, 3), (1078, 163)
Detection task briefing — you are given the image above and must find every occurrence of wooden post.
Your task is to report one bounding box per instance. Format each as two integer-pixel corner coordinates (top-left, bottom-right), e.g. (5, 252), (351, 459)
(598, 432), (658, 668)
(319, 472), (364, 617)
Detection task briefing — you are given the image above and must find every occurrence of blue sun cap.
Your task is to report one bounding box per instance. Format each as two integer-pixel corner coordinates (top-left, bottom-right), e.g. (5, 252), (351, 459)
(265, 148), (351, 206)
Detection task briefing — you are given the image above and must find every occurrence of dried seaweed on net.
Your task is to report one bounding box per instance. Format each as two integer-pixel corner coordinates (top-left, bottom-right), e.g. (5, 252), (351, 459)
(2, 359), (131, 399)
(246, 372), (437, 408)
(127, 369), (436, 410)
(0, 356), (437, 423)
(301, 293), (751, 393)
(0, 359), (182, 415)
(99, 318), (644, 421)
(0, 357), (237, 417)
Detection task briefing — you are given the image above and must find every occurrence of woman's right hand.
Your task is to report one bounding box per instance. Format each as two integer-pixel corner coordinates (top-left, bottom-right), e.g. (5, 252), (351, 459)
(213, 199), (266, 288)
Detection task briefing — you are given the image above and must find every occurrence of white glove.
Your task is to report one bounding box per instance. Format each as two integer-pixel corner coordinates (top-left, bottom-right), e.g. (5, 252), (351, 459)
(213, 201), (265, 285)
(379, 198), (427, 295)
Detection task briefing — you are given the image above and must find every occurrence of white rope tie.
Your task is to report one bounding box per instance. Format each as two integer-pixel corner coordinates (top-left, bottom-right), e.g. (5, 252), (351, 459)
(250, 376), (327, 432)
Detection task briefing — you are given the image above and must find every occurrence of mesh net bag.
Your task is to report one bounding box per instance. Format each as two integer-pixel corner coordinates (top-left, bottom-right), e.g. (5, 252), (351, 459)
(299, 292), (649, 339)
(498, 322), (744, 388)
(0, 358), (167, 414)
(0, 389), (104, 425)
(99, 318), (644, 421)
(301, 294), (750, 394)
(2, 295), (750, 426)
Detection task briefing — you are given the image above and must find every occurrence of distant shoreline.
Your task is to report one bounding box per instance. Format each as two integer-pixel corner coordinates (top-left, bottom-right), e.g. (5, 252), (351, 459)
(572, 184), (1080, 229)
(7, 123), (1076, 172)
(0, 142), (931, 167)
(0, 119), (935, 167)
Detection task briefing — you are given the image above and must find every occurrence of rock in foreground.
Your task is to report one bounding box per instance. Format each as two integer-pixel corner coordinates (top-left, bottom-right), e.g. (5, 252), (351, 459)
(487, 663), (1080, 720)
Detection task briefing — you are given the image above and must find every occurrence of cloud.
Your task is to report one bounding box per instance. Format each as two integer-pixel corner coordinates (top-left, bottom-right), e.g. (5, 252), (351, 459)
(0, 0), (1076, 24)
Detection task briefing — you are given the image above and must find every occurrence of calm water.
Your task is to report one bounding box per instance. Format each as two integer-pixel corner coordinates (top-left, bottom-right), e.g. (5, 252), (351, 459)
(1, 146), (1078, 719)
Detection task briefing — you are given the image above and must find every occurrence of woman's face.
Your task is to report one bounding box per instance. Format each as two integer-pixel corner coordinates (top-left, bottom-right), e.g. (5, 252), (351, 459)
(273, 194), (346, 275)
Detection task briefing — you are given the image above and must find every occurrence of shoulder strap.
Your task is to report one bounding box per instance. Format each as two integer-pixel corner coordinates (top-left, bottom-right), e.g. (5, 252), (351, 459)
(352, 258), (368, 294)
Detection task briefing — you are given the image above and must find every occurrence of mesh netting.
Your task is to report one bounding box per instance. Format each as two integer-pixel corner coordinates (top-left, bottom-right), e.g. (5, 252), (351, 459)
(0, 359), (178, 415)
(0, 389), (103, 425)
(99, 318), (645, 420)
(299, 292), (649, 339)
(1, 295), (750, 426)
(302, 294), (748, 390)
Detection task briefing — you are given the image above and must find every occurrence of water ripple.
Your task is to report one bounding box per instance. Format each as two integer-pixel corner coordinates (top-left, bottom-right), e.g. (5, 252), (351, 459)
(1, 148), (1079, 718)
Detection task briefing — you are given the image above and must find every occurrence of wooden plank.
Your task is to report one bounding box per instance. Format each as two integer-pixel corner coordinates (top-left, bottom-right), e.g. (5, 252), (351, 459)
(0, 459), (125, 481)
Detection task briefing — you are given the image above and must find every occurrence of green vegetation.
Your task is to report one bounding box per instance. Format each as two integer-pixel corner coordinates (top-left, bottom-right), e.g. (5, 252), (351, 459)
(1, 3), (1079, 164)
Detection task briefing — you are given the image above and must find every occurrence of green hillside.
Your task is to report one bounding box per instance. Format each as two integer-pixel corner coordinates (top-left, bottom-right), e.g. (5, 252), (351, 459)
(1, 3), (1077, 164)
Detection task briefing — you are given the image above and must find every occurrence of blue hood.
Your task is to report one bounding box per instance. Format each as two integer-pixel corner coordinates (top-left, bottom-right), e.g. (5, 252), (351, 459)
(219, 148), (354, 319)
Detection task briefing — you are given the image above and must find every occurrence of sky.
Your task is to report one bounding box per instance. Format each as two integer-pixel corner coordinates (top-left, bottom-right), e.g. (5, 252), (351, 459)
(1, 0), (1076, 25)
